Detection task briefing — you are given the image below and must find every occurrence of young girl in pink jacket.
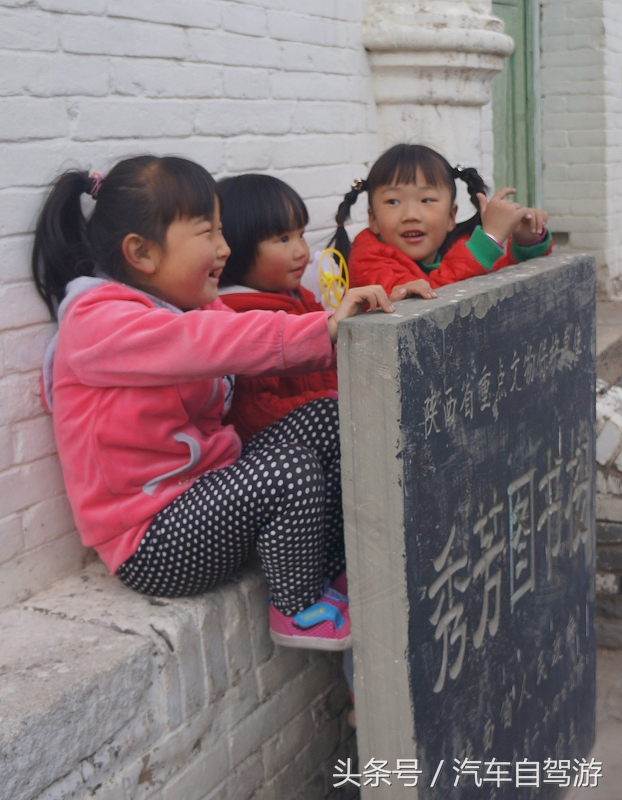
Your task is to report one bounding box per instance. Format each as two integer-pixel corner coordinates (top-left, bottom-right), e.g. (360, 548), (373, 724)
(32, 155), (393, 651)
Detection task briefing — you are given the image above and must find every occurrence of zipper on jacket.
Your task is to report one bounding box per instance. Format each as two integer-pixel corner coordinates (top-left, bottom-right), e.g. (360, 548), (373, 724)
(142, 433), (201, 496)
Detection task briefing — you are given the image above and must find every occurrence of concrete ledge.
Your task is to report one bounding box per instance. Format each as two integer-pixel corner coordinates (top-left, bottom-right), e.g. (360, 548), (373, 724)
(0, 561), (356, 800)
(567, 648), (622, 799)
(597, 544), (622, 572)
(595, 616), (622, 650)
(596, 300), (622, 385)
(597, 520), (622, 544)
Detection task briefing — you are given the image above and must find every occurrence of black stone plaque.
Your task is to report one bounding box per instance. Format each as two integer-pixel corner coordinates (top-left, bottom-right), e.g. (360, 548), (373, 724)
(399, 258), (596, 798)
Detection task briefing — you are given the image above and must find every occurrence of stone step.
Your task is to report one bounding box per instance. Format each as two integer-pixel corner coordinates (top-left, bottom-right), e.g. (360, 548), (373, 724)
(596, 300), (622, 384)
(593, 304), (622, 650)
(567, 648), (622, 800)
(0, 561), (353, 800)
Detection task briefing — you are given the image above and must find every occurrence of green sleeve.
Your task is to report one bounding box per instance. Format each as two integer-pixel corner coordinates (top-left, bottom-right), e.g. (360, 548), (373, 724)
(511, 229), (552, 262)
(465, 225), (505, 271)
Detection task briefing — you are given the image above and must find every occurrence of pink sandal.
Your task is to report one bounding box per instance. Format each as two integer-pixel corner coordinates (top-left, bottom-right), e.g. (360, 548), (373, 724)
(269, 596), (352, 651)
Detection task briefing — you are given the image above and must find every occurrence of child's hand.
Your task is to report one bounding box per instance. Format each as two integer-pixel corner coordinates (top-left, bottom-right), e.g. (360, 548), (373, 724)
(512, 206), (548, 245)
(478, 188), (525, 244)
(327, 286), (394, 342)
(390, 279), (437, 302)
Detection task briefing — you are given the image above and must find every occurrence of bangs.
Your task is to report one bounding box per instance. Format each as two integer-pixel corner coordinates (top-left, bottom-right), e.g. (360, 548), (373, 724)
(251, 178), (309, 241)
(367, 144), (455, 200)
(134, 157), (219, 242)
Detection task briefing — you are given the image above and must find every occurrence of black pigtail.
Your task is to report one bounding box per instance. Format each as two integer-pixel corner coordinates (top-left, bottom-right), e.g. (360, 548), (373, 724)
(329, 179), (367, 264)
(441, 166), (489, 255)
(31, 170), (96, 319)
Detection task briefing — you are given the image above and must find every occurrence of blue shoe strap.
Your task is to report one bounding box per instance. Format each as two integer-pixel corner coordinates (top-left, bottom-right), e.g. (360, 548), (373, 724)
(294, 602), (344, 631)
(322, 586), (348, 604)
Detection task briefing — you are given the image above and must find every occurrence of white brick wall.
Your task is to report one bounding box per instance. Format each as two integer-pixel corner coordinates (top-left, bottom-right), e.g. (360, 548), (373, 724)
(540, 0), (622, 291)
(0, 0), (376, 609)
(2, 562), (357, 800)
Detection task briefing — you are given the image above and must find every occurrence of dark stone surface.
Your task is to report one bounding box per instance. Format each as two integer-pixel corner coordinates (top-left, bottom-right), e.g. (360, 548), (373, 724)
(596, 545), (622, 572)
(596, 594), (622, 620)
(595, 616), (622, 649)
(397, 256), (596, 799)
(596, 520), (622, 544)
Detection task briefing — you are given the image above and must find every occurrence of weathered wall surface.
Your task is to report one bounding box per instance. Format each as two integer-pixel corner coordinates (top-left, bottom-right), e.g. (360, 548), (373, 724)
(0, 0), (376, 609)
(540, 0), (622, 292)
(0, 561), (356, 800)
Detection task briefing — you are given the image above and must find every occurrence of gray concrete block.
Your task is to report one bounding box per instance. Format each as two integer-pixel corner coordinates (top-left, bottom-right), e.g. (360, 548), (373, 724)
(596, 493), (622, 522)
(228, 657), (334, 768)
(255, 645), (308, 702)
(596, 569), (621, 595)
(595, 617), (622, 650)
(218, 584), (253, 686)
(0, 607), (152, 800)
(596, 594), (622, 620)
(597, 545), (622, 572)
(339, 253), (596, 799)
(261, 707), (317, 780)
(200, 597), (229, 701)
(240, 565), (274, 667)
(4, 554), (346, 799)
(203, 753), (264, 800)
(597, 520), (622, 544)
(160, 738), (229, 800)
(254, 717), (341, 800)
(213, 669), (260, 734)
(133, 705), (218, 797)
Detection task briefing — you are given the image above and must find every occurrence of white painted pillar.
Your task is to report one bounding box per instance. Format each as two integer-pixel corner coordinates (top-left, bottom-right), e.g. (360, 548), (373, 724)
(363, 0), (514, 194)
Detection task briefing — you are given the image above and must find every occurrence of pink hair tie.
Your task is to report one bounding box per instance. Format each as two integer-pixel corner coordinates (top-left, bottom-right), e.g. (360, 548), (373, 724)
(88, 171), (106, 199)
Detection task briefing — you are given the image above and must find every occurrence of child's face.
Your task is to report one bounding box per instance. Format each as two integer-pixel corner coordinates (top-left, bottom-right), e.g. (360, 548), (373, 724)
(146, 204), (231, 309)
(244, 227), (310, 293)
(368, 168), (457, 264)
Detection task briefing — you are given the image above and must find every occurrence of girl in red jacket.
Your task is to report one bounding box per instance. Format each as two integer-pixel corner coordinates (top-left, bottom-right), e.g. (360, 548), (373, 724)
(332, 144), (552, 301)
(32, 155), (394, 651)
(217, 174), (338, 443)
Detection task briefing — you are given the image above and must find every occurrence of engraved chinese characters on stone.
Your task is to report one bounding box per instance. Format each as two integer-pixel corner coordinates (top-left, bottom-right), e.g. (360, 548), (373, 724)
(420, 323), (586, 438)
(566, 422), (590, 558)
(508, 469), (536, 609)
(428, 525), (471, 693)
(472, 492), (505, 649)
(537, 449), (563, 579)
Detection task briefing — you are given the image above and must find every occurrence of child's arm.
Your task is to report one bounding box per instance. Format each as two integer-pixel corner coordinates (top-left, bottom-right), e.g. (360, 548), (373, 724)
(512, 206), (548, 245)
(62, 284), (338, 386)
(478, 191), (552, 265)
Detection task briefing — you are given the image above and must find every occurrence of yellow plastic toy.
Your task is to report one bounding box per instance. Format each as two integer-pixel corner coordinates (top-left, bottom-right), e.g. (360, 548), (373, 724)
(318, 248), (349, 309)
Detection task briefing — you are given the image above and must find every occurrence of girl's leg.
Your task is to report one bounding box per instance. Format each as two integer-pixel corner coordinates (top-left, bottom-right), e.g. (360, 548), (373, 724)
(244, 397), (345, 582)
(117, 443), (326, 614)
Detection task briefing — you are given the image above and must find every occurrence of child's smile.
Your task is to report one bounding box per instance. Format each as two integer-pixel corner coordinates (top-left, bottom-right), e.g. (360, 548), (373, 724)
(128, 203), (231, 309)
(244, 226), (310, 293)
(368, 169), (457, 264)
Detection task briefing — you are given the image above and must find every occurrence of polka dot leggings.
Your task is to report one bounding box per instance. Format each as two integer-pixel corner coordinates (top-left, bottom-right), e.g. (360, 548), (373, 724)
(116, 398), (344, 615)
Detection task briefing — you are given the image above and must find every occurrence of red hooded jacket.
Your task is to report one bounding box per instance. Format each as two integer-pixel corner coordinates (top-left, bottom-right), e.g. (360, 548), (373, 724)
(348, 227), (552, 294)
(220, 285), (338, 442)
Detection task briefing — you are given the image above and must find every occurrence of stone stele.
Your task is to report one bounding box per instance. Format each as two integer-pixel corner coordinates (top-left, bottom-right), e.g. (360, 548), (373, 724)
(338, 252), (596, 800)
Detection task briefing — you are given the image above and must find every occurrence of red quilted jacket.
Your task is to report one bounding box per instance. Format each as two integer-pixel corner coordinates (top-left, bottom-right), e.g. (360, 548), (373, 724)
(221, 286), (338, 442)
(348, 228), (550, 294)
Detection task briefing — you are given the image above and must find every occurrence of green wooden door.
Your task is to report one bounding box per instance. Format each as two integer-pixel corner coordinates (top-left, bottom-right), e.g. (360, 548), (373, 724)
(492, 0), (539, 206)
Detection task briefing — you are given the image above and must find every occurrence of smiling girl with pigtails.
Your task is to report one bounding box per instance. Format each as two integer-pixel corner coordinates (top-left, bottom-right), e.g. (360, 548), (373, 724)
(332, 144), (552, 302)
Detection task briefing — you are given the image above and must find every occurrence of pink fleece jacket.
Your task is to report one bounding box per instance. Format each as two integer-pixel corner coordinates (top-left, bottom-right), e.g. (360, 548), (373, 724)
(44, 278), (335, 573)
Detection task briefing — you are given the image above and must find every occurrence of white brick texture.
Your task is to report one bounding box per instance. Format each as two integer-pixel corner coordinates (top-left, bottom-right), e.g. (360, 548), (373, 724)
(1, 562), (356, 800)
(541, 0), (622, 292)
(0, 0), (375, 608)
